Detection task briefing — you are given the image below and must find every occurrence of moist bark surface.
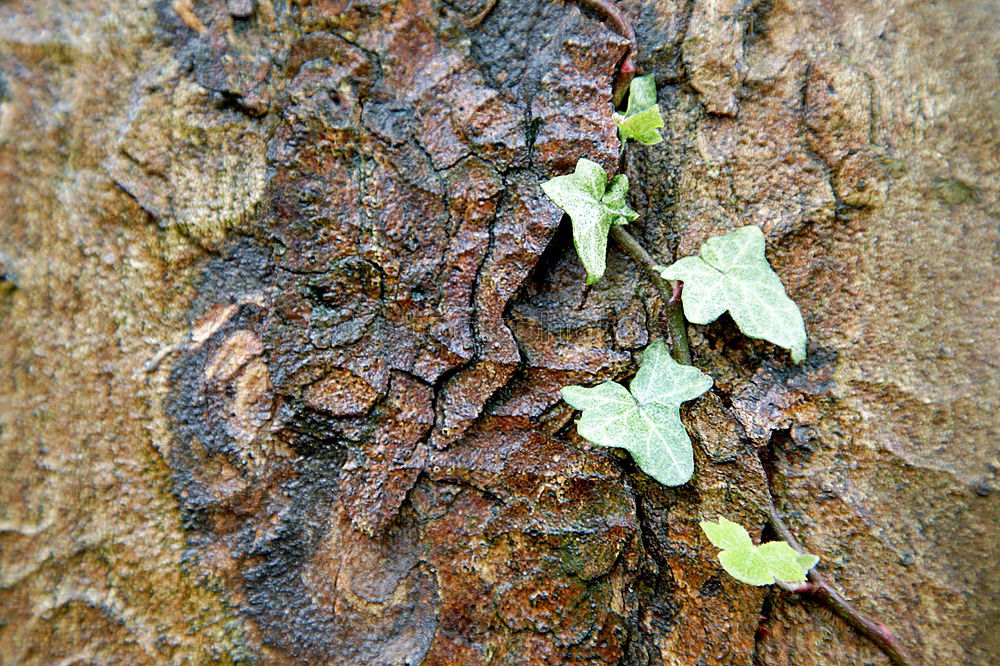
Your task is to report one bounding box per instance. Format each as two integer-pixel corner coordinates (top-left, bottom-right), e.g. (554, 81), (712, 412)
(0, 0), (996, 664)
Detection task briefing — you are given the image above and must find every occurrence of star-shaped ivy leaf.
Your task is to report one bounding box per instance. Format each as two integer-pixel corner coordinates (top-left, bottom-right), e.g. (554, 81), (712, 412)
(660, 225), (808, 362)
(613, 74), (664, 145)
(700, 517), (820, 586)
(541, 158), (639, 285)
(560, 340), (712, 486)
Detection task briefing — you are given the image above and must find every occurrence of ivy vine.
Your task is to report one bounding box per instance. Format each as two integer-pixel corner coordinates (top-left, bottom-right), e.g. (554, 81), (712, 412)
(537, 34), (913, 665)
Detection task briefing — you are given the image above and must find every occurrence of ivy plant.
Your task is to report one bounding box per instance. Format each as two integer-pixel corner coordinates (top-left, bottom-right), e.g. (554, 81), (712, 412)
(538, 44), (911, 665)
(541, 160), (809, 483)
(660, 226), (808, 362)
(700, 517), (819, 586)
(613, 74), (664, 145)
(540, 158), (638, 284)
(561, 340), (711, 486)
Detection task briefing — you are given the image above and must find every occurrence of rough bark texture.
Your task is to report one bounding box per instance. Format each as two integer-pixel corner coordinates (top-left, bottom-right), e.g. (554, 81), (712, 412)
(0, 0), (996, 664)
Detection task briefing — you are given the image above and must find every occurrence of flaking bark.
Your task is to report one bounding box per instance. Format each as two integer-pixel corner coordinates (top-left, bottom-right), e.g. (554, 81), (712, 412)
(1, 0), (996, 664)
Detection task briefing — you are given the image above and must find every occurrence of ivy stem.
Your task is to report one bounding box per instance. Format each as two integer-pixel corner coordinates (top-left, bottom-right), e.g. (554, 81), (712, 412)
(767, 506), (915, 666)
(604, 6), (908, 663)
(609, 226), (692, 365)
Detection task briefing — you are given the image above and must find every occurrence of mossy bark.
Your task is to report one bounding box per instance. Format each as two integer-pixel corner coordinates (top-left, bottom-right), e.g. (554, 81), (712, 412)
(1, 1), (996, 663)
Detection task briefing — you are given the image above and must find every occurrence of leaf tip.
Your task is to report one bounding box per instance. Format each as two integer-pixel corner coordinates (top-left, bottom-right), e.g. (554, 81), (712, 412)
(649, 458), (694, 486)
(791, 343), (807, 364)
(796, 553), (820, 573)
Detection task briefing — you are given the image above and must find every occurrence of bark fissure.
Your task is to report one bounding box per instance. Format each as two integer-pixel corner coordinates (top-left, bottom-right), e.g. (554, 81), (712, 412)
(1, 0), (995, 663)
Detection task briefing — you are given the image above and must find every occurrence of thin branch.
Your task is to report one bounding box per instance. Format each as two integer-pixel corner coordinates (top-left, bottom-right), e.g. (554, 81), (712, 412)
(609, 226), (692, 365)
(767, 506), (915, 666)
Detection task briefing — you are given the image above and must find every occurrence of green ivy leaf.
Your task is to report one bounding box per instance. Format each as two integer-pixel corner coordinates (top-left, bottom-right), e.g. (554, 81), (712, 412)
(613, 74), (664, 145)
(797, 553), (821, 573)
(541, 159), (639, 285)
(660, 226), (808, 362)
(560, 340), (712, 486)
(700, 517), (820, 586)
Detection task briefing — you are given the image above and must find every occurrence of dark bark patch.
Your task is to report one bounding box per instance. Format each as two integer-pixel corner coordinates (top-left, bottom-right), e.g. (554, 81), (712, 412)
(158, 0), (659, 661)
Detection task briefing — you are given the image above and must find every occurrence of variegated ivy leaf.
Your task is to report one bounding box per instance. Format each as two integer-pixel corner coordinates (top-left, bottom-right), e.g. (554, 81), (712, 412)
(560, 340), (712, 486)
(700, 517), (820, 586)
(660, 226), (808, 362)
(541, 158), (639, 285)
(613, 74), (664, 145)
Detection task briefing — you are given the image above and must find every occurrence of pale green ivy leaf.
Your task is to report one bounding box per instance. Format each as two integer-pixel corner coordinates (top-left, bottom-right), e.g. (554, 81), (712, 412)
(700, 516), (754, 551)
(660, 226), (808, 362)
(560, 340), (712, 486)
(796, 553), (820, 573)
(699, 517), (820, 586)
(613, 74), (664, 145)
(541, 159), (639, 284)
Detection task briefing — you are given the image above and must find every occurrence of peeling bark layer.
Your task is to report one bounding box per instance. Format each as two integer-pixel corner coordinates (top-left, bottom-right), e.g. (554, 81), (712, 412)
(0, 0), (997, 664)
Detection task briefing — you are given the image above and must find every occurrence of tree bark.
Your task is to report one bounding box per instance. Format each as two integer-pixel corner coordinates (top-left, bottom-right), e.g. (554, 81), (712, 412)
(0, 0), (996, 664)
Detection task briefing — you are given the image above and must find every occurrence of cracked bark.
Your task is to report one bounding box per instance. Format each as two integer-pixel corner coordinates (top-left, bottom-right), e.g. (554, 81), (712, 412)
(0, 0), (997, 664)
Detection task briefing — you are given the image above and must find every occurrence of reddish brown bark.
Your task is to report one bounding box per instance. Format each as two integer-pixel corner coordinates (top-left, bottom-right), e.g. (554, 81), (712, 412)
(1, 0), (996, 664)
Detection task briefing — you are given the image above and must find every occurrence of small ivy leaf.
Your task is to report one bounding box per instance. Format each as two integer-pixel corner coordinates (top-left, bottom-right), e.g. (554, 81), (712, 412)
(600, 172), (636, 221)
(613, 74), (664, 145)
(629, 339), (715, 407)
(699, 517), (820, 586)
(541, 159), (639, 285)
(660, 226), (808, 362)
(560, 340), (712, 486)
(700, 516), (754, 550)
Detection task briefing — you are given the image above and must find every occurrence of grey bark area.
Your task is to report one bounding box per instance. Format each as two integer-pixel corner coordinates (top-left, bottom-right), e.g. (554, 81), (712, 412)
(0, 0), (996, 663)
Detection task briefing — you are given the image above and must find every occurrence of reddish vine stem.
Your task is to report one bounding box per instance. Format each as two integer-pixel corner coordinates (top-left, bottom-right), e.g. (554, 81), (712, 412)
(609, 226), (692, 365)
(767, 506), (915, 666)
